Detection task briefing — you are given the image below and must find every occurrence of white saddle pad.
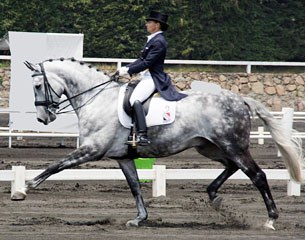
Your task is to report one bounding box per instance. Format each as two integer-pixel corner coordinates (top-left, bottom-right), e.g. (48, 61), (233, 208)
(118, 84), (176, 128)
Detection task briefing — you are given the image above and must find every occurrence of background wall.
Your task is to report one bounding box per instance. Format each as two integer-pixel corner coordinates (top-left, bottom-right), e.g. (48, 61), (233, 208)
(0, 67), (10, 108)
(169, 71), (305, 111)
(1, 67), (304, 111)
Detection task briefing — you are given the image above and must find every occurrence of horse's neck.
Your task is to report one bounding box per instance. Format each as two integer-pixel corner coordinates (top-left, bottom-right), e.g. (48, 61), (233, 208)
(62, 65), (108, 94)
(47, 61), (118, 113)
(65, 75), (118, 115)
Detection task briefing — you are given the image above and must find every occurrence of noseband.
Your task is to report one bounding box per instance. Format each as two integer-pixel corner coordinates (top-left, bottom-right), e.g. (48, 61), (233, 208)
(34, 63), (61, 114)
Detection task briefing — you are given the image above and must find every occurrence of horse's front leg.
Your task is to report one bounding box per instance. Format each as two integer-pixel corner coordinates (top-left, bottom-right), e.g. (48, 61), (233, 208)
(118, 159), (148, 227)
(11, 145), (99, 200)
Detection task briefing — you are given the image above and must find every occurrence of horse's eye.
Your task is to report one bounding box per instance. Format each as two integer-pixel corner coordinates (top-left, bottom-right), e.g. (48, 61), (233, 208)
(35, 84), (42, 90)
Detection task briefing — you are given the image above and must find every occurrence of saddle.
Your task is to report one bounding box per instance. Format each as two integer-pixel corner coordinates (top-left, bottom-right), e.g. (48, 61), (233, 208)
(117, 82), (177, 129)
(122, 80), (153, 118)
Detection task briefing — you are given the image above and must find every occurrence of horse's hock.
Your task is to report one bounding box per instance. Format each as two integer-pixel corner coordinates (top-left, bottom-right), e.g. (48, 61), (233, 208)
(1, 67), (305, 110)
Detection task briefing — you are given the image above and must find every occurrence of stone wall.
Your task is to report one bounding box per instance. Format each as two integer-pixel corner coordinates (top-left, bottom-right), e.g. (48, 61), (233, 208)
(0, 67), (304, 111)
(170, 72), (305, 111)
(0, 67), (10, 108)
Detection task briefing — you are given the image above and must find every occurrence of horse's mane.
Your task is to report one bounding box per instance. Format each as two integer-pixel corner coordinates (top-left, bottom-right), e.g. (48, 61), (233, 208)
(41, 57), (109, 80)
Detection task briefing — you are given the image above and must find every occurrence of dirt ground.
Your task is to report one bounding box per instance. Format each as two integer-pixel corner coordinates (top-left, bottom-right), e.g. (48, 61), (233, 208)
(1, 136), (305, 240)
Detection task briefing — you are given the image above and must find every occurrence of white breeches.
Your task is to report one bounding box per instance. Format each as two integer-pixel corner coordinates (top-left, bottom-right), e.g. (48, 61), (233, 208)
(129, 71), (156, 106)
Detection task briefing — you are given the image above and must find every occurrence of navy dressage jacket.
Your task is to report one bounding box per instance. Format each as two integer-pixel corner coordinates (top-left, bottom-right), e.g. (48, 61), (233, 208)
(127, 33), (187, 101)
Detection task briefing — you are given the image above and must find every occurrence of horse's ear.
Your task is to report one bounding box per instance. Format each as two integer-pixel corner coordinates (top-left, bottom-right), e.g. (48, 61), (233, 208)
(24, 61), (38, 71)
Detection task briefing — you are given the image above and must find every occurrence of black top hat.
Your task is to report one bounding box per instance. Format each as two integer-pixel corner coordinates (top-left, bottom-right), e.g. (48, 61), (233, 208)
(146, 11), (169, 31)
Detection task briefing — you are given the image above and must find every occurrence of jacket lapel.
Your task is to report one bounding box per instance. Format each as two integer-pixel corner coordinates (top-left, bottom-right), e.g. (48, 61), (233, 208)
(141, 33), (163, 57)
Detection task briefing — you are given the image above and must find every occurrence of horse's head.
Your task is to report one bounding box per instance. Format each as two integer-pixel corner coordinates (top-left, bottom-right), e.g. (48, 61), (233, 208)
(24, 61), (65, 125)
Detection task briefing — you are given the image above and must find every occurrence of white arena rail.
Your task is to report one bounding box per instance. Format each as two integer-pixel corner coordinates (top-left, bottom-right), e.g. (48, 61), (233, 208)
(2, 55), (305, 73)
(80, 57), (305, 74)
(0, 165), (302, 198)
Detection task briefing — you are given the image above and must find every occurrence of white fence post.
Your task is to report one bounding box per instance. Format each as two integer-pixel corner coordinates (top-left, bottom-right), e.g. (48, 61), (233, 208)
(76, 137), (80, 148)
(153, 165), (166, 197)
(278, 107), (294, 157)
(287, 180), (301, 196)
(117, 61), (122, 69)
(8, 124), (12, 148)
(11, 166), (26, 198)
(258, 126), (264, 145)
(246, 64), (251, 74)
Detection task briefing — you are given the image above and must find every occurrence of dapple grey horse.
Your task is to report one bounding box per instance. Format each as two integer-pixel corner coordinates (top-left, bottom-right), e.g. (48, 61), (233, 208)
(18, 58), (303, 230)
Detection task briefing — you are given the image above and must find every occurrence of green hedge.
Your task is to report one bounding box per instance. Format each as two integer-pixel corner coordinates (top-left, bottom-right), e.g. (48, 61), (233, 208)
(1, 0), (304, 61)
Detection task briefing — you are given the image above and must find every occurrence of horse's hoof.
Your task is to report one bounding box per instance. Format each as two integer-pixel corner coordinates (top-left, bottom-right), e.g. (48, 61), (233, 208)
(11, 190), (27, 201)
(210, 196), (223, 211)
(126, 220), (139, 227)
(264, 219), (275, 230)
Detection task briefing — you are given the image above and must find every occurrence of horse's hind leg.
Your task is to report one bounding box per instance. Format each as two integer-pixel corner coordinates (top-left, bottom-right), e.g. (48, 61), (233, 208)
(206, 162), (238, 209)
(232, 149), (278, 230)
(118, 159), (147, 227)
(196, 145), (239, 209)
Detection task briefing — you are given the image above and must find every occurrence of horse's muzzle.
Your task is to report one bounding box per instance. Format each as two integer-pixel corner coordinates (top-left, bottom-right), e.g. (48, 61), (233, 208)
(37, 117), (48, 125)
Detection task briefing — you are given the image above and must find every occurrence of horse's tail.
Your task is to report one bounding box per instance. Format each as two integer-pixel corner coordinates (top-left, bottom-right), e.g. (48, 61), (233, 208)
(243, 97), (304, 183)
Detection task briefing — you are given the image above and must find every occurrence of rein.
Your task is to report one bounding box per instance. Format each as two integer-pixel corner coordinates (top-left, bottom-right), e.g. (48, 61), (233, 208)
(35, 62), (120, 115)
(56, 72), (120, 114)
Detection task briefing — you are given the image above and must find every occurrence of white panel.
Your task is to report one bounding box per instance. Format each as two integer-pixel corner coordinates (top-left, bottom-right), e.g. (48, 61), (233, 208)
(46, 33), (83, 60)
(9, 112), (78, 132)
(9, 32), (47, 113)
(8, 31), (83, 133)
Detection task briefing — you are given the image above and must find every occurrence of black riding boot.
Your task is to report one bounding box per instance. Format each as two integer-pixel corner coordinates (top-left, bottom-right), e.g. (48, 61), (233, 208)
(133, 100), (150, 146)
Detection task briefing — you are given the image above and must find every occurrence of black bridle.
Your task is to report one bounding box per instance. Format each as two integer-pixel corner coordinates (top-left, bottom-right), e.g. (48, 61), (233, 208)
(33, 63), (61, 111)
(33, 62), (120, 115)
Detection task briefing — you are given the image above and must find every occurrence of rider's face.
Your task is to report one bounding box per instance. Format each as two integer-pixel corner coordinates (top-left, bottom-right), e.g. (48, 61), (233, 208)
(146, 20), (161, 34)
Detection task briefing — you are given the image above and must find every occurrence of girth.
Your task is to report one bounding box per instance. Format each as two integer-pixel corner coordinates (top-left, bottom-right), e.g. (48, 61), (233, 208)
(123, 80), (154, 117)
